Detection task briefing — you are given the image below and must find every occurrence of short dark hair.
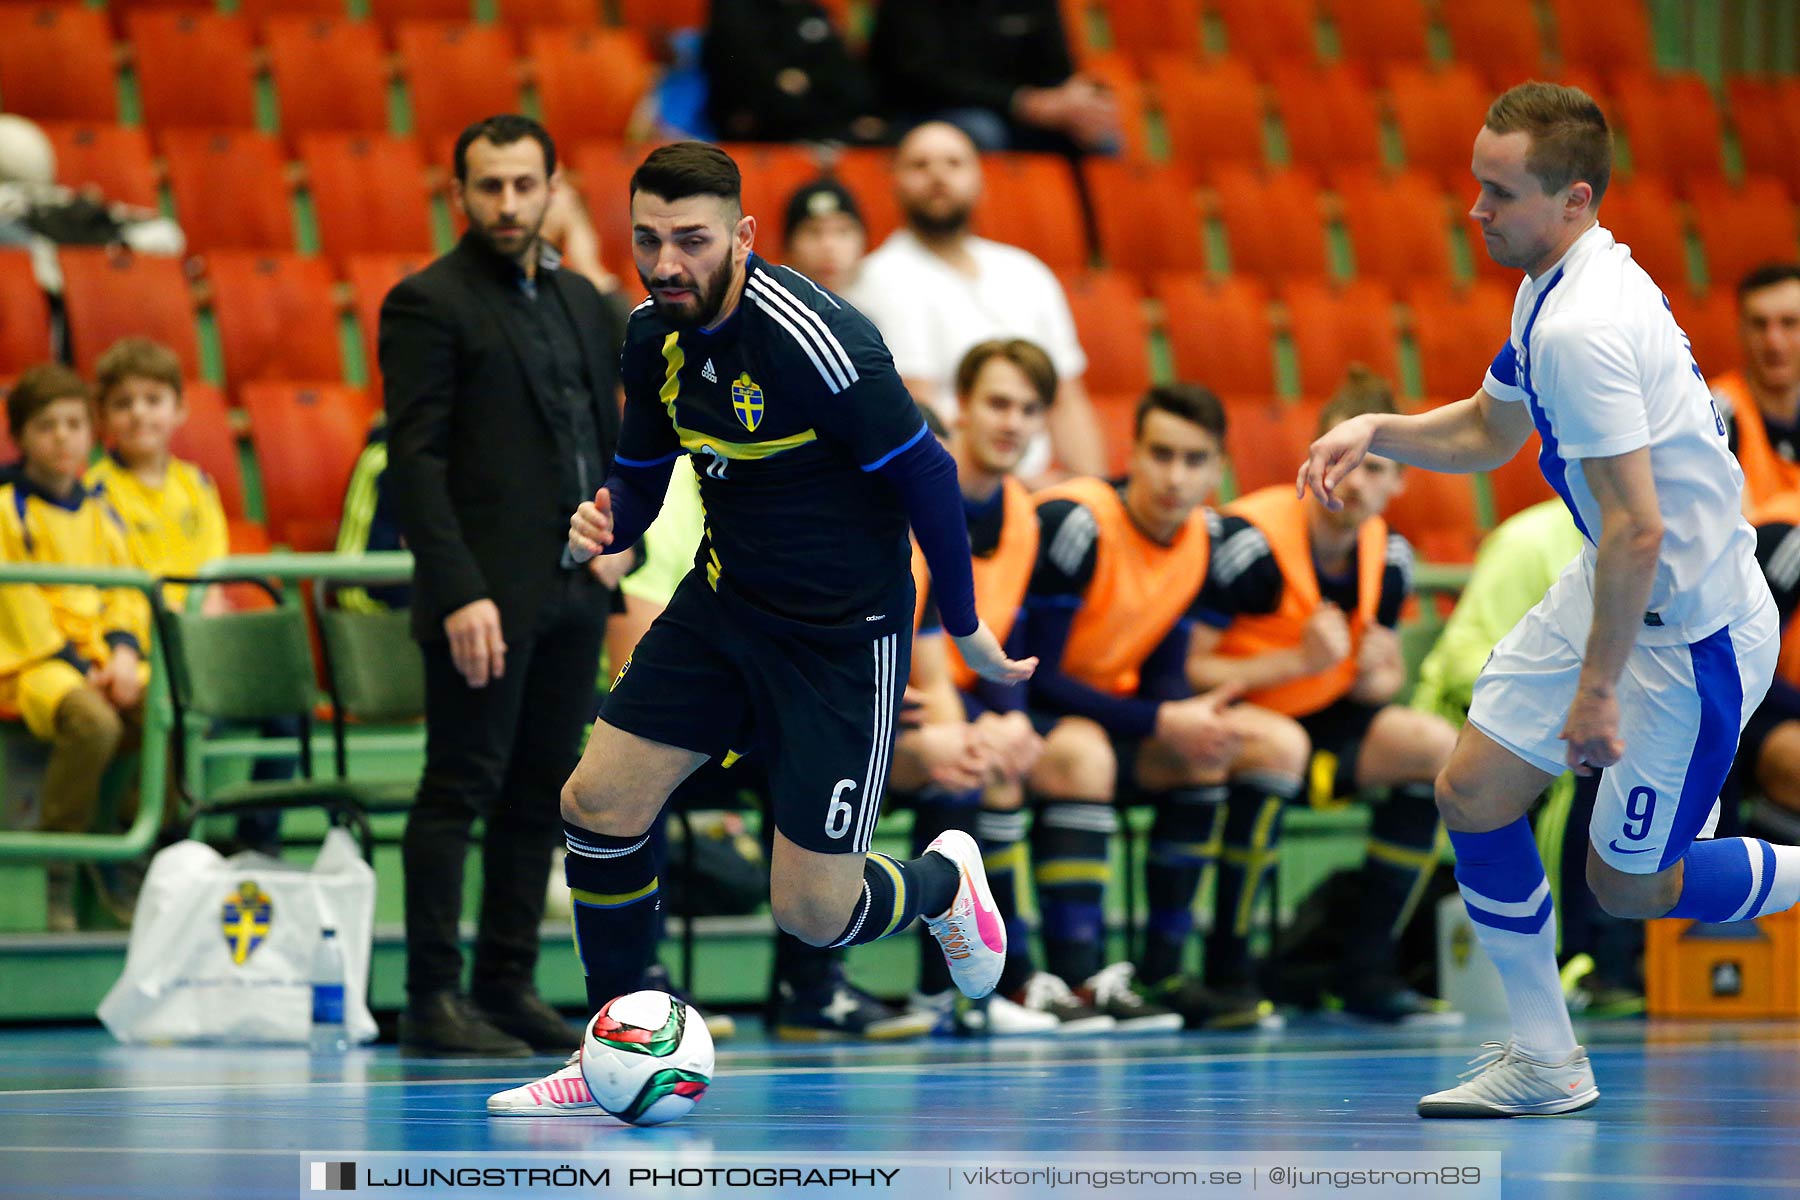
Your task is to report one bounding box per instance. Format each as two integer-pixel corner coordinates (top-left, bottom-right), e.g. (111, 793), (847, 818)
(630, 142), (742, 213)
(7, 362), (89, 441)
(1318, 364), (1398, 436)
(453, 114), (556, 183)
(1738, 262), (1800, 305)
(954, 339), (1058, 409)
(1484, 81), (1612, 207)
(1135, 383), (1226, 443)
(919, 402), (950, 440)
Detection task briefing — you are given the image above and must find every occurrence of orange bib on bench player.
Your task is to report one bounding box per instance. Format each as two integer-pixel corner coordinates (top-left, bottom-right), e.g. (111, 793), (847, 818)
(1751, 490), (1800, 690)
(1033, 476), (1210, 698)
(911, 476), (1039, 691)
(1716, 371), (1800, 511)
(1217, 485), (1387, 718)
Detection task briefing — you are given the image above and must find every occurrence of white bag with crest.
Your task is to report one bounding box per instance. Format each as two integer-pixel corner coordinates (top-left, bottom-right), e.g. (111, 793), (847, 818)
(98, 828), (377, 1044)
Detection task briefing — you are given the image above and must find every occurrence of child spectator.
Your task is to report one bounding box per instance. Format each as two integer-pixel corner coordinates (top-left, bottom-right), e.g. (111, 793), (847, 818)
(0, 363), (150, 931)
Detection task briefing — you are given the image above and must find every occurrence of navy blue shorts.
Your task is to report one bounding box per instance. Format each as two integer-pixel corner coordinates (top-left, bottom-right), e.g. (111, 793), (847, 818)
(600, 571), (910, 855)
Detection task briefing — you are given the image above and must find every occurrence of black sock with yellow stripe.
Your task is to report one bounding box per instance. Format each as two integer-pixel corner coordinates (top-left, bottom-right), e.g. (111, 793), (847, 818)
(977, 806), (1034, 995)
(1142, 785), (1227, 986)
(1207, 774), (1298, 986)
(564, 819), (662, 1013)
(1347, 781), (1445, 972)
(829, 851), (959, 948)
(1032, 799), (1117, 985)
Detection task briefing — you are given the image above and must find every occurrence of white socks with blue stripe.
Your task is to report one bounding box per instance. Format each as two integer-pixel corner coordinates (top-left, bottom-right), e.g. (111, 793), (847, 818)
(1449, 817), (1578, 1062)
(1668, 837), (1800, 922)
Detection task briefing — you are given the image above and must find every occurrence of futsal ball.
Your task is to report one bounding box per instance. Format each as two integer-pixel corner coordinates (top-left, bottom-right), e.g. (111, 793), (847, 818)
(580, 990), (714, 1126)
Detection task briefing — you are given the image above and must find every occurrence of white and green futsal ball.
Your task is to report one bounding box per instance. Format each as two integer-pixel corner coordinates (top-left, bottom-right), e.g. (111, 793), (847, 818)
(580, 989), (714, 1126)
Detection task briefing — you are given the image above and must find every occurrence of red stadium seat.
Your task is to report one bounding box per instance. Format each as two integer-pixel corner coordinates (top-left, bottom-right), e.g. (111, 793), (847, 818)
(1548, 0), (1652, 76)
(242, 382), (377, 550)
(59, 248), (199, 376)
(1283, 278), (1401, 397)
(167, 380), (247, 519)
(1209, 0), (1317, 75)
(974, 153), (1090, 275)
(1610, 70), (1725, 186)
(40, 122), (158, 209)
(0, 3), (118, 121)
(1485, 448), (1555, 523)
(1333, 168), (1456, 288)
(1384, 458), (1481, 563)
(300, 133), (435, 264)
(827, 147), (901, 250)
(499, 0), (600, 32)
(1082, 53), (1154, 164)
(207, 252), (343, 386)
(1600, 175), (1691, 291)
(1404, 279), (1516, 398)
(1154, 273), (1276, 395)
(1689, 176), (1800, 294)
(395, 22), (521, 142)
(716, 142), (819, 266)
(1270, 62), (1383, 178)
(0, 250), (53, 376)
(1440, 3), (1545, 91)
(162, 130), (296, 254)
(1211, 166), (1329, 284)
(1226, 398), (1321, 497)
(570, 140), (643, 286)
(265, 16), (391, 141)
(1058, 271), (1152, 394)
(1087, 390), (1140, 479)
(616, 0), (705, 39)
(527, 27), (653, 144)
(1098, 0), (1202, 71)
(1667, 285), (1742, 379)
(1083, 159), (1206, 282)
(1387, 63), (1491, 191)
(1323, 0), (1429, 72)
(345, 252), (432, 390)
(127, 11), (257, 130)
(237, 0), (345, 22)
(369, 0), (470, 32)
(1727, 78), (1800, 200)
(1151, 57), (1266, 177)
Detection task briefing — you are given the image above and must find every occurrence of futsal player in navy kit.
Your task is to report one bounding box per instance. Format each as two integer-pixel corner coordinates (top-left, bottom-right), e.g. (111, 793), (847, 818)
(520, 144), (1033, 1102)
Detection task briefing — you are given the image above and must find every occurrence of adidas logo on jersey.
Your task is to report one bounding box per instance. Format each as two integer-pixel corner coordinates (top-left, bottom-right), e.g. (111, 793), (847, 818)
(701, 358), (717, 383)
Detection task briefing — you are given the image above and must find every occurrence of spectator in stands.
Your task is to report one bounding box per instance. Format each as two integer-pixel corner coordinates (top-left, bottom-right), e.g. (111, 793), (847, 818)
(0, 114), (182, 258)
(847, 121), (1104, 480)
(703, 0), (887, 144)
(1022, 384), (1309, 1032)
(333, 412), (412, 614)
(1190, 369), (1460, 1024)
(381, 115), (624, 1058)
(781, 178), (866, 297)
(867, 0), (1118, 154)
(0, 364), (150, 932)
(1713, 263), (1800, 509)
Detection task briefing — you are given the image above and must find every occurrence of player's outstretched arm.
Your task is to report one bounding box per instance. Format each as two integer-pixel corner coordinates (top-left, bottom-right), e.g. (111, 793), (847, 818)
(951, 620), (1038, 685)
(1298, 389), (1533, 509)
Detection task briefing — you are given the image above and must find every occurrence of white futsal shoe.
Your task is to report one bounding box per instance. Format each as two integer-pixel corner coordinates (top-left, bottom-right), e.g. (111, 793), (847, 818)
(488, 1053), (597, 1116)
(920, 829), (1007, 999)
(1417, 1040), (1599, 1118)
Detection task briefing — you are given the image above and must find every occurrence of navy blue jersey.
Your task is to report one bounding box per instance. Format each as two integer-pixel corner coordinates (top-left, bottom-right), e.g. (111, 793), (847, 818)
(616, 256), (929, 636)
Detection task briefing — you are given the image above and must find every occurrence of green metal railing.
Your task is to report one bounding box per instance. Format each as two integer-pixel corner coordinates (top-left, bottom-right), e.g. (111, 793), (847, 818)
(0, 553), (418, 863)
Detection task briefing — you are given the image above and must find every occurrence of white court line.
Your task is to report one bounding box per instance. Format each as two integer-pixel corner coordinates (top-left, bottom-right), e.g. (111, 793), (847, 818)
(0, 1044), (1475, 1100)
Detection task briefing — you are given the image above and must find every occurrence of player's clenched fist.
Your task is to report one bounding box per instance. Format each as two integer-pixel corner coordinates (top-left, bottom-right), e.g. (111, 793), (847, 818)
(567, 487), (615, 563)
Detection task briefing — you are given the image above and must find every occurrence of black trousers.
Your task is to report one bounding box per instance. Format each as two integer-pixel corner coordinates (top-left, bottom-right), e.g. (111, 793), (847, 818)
(402, 573), (605, 1000)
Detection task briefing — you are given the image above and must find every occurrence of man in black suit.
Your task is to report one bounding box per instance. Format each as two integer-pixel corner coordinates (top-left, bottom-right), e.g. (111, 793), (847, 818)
(380, 114), (625, 1057)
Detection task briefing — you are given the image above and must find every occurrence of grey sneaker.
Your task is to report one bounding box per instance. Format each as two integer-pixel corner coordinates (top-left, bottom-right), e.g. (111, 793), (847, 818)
(1078, 962), (1184, 1033)
(1015, 971), (1116, 1034)
(1418, 1040), (1599, 1118)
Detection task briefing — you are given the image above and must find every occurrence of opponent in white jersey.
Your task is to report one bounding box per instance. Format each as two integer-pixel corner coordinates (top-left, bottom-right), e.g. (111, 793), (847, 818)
(1298, 81), (1797, 1119)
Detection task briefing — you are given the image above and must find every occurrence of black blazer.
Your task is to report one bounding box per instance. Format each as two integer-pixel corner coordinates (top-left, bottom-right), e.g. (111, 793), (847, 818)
(379, 235), (623, 643)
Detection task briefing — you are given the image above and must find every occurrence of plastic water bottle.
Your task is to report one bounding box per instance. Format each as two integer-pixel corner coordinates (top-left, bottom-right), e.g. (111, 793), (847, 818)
(309, 927), (349, 1054)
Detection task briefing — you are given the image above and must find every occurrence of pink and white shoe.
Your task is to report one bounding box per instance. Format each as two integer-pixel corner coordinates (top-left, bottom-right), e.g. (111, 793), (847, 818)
(487, 1053), (597, 1116)
(920, 829), (1007, 999)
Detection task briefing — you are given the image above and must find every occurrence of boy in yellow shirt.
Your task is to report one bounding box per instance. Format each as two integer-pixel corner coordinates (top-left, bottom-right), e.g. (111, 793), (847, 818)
(84, 338), (229, 615)
(0, 364), (151, 931)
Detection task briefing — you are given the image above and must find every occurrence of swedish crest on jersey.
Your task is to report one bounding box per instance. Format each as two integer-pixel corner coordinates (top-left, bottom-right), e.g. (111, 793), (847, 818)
(731, 372), (765, 432)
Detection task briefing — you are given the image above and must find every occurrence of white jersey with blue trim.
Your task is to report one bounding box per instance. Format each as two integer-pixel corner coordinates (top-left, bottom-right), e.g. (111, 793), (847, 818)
(1482, 223), (1766, 646)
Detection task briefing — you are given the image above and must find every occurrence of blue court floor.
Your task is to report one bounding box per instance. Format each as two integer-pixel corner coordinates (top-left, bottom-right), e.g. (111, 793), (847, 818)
(0, 1016), (1796, 1199)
